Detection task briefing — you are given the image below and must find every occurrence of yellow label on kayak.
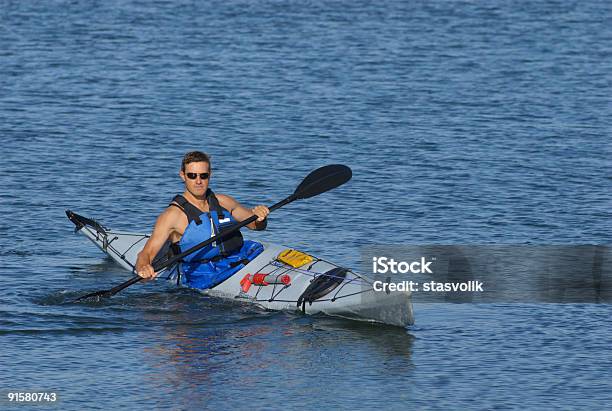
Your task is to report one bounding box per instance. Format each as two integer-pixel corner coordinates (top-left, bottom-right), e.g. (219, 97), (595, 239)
(277, 249), (313, 268)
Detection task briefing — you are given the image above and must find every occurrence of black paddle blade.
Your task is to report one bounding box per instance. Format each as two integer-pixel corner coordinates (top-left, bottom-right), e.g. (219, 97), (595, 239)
(73, 290), (112, 303)
(293, 164), (352, 200)
(73, 276), (143, 303)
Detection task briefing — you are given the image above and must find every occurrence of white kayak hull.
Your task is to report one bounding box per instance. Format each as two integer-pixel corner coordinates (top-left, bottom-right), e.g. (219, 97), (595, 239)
(67, 210), (414, 327)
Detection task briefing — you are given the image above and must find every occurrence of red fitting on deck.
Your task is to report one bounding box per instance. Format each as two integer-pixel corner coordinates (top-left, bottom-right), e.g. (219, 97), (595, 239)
(252, 273), (269, 286)
(240, 274), (252, 293)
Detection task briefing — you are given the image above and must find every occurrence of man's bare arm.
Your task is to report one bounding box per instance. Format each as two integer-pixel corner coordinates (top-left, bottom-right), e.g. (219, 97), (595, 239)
(135, 207), (180, 278)
(217, 194), (269, 230)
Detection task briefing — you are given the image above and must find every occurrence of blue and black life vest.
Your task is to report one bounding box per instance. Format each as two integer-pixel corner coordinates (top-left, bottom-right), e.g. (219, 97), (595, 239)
(169, 190), (263, 290)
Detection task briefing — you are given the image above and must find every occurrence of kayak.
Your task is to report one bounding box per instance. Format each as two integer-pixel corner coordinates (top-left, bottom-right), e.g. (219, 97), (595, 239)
(66, 210), (414, 327)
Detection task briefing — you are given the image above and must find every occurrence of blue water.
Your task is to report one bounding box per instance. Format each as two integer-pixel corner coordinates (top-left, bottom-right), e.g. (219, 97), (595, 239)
(1, 0), (611, 409)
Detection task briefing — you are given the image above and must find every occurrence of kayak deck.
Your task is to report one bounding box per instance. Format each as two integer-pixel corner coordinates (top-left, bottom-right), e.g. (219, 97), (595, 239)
(66, 210), (414, 327)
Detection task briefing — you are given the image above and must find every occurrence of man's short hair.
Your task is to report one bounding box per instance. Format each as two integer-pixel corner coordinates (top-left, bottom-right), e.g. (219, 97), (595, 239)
(181, 151), (212, 172)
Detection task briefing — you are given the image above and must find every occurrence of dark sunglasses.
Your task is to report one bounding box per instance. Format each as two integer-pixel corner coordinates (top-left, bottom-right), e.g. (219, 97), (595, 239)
(186, 172), (210, 180)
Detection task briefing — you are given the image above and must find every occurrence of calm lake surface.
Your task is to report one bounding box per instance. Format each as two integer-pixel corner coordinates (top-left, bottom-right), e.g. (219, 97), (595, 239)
(1, 1), (610, 409)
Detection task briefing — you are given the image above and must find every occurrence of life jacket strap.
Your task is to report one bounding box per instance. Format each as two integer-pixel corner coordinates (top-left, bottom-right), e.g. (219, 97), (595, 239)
(206, 190), (227, 218)
(170, 194), (203, 225)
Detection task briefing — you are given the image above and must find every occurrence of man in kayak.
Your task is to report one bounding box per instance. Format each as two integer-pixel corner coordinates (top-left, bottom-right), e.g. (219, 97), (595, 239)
(135, 151), (269, 288)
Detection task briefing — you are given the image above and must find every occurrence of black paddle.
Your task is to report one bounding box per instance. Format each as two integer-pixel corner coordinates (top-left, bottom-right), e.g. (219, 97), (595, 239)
(74, 164), (352, 302)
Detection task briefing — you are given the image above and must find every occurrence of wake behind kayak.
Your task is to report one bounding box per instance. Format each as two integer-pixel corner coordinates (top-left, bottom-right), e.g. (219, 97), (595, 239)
(66, 210), (414, 327)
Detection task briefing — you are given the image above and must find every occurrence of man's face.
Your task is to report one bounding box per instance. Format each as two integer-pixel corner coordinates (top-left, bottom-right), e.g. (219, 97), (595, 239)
(180, 161), (210, 197)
